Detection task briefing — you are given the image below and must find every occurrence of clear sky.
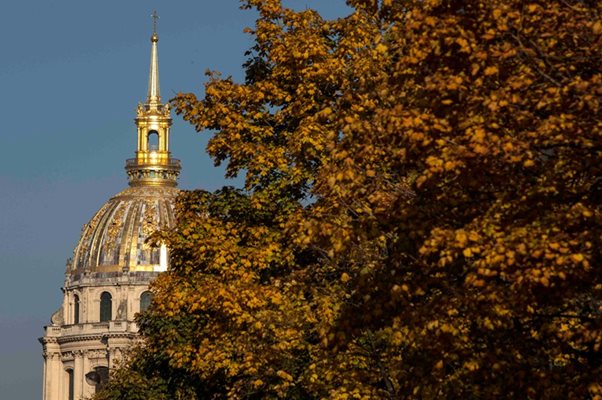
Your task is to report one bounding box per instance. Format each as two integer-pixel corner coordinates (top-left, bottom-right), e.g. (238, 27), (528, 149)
(0, 1), (350, 398)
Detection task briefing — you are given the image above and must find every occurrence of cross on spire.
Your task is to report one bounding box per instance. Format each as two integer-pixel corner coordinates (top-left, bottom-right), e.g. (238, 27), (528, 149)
(151, 11), (159, 34)
(147, 10), (161, 102)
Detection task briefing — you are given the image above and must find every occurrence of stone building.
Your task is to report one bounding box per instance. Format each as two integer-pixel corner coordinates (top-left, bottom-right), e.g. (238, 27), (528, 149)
(39, 17), (180, 400)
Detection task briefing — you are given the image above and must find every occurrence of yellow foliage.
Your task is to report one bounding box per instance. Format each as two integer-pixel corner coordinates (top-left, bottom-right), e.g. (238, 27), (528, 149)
(484, 66), (499, 75)
(99, 0), (602, 398)
(276, 370), (294, 382)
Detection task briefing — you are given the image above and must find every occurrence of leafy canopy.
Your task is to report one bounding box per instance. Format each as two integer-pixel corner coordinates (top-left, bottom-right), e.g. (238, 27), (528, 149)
(96, 0), (602, 398)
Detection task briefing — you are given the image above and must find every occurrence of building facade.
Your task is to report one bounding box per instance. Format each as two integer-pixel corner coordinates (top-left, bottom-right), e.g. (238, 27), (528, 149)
(39, 19), (180, 400)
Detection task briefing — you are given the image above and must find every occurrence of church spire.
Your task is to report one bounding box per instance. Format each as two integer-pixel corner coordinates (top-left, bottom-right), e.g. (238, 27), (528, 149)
(125, 12), (181, 187)
(147, 11), (161, 105)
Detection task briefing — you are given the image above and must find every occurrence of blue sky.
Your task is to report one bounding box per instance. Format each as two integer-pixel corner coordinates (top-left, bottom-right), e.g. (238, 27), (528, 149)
(0, 1), (350, 398)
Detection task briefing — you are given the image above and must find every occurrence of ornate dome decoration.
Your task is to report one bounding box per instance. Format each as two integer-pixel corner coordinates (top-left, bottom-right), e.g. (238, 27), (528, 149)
(69, 186), (179, 275)
(67, 12), (181, 277)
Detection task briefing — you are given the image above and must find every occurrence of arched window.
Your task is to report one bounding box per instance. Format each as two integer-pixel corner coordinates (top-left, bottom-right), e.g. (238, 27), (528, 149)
(148, 131), (159, 151)
(140, 291), (153, 312)
(67, 369), (74, 400)
(73, 294), (80, 324)
(100, 292), (112, 322)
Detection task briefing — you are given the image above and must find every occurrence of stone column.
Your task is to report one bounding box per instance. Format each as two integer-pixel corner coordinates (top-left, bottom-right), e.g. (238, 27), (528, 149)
(41, 353), (47, 400)
(82, 351), (94, 399)
(43, 350), (62, 400)
(55, 353), (63, 400)
(74, 350), (83, 399)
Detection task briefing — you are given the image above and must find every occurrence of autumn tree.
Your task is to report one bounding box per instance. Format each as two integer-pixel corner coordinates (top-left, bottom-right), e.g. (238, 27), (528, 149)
(96, 0), (602, 398)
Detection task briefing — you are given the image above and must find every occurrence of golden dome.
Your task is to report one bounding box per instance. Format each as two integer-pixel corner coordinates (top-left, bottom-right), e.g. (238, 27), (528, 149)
(68, 186), (179, 275)
(66, 17), (181, 278)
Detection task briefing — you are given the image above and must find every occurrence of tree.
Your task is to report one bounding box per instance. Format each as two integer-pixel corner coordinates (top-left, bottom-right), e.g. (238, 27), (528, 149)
(96, 0), (602, 398)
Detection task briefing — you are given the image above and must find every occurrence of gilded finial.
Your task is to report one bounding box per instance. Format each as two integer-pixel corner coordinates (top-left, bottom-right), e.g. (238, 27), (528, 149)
(125, 10), (180, 187)
(147, 11), (161, 104)
(151, 11), (159, 42)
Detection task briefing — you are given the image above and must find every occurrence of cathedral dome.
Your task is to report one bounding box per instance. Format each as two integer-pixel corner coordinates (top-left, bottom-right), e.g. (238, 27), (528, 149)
(41, 15), (185, 400)
(66, 21), (182, 277)
(69, 185), (179, 276)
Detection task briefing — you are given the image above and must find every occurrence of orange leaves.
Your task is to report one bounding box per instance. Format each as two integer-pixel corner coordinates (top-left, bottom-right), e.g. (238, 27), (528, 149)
(570, 253), (584, 263)
(484, 65), (499, 76)
(375, 43), (388, 54)
(523, 159), (535, 167)
(426, 155), (444, 171)
(526, 4), (539, 13)
(463, 360), (480, 372)
(276, 370), (294, 382)
(99, 0), (602, 399)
